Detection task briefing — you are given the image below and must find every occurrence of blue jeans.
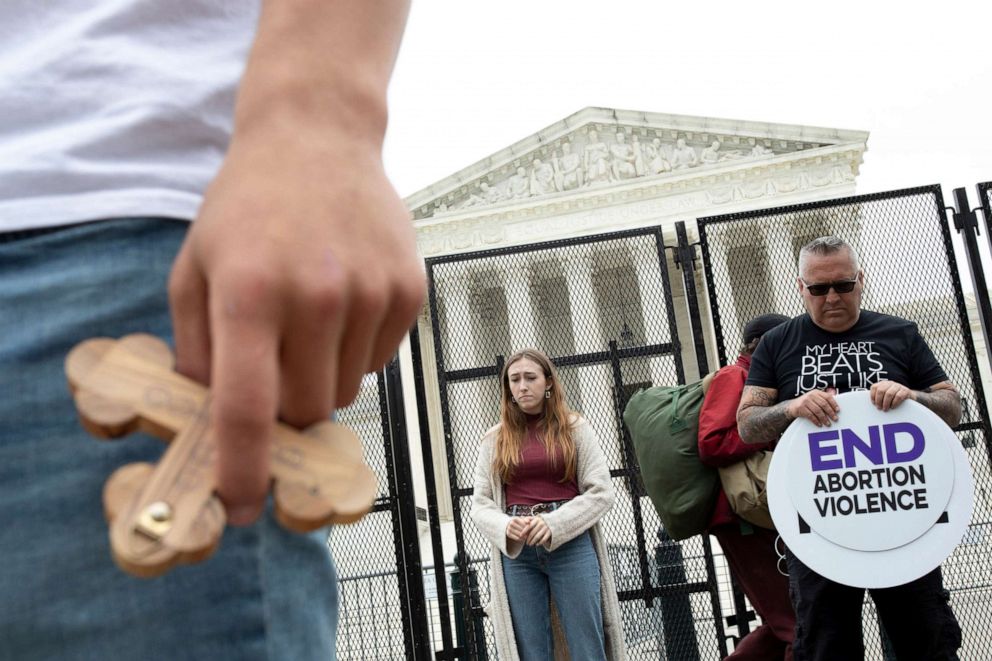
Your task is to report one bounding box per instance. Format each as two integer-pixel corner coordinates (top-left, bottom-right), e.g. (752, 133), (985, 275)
(0, 218), (338, 661)
(501, 531), (606, 660)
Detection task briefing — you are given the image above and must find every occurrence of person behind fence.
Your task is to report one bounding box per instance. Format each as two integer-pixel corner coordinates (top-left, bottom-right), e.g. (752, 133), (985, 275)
(698, 312), (795, 660)
(470, 348), (626, 660)
(736, 236), (963, 660)
(0, 2), (425, 659)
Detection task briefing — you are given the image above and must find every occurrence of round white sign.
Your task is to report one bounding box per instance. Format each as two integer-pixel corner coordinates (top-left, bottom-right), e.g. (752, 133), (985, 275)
(783, 393), (954, 552)
(768, 391), (973, 588)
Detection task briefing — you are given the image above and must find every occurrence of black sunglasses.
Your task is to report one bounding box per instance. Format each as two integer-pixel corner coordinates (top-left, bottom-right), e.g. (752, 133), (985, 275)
(802, 278), (858, 296)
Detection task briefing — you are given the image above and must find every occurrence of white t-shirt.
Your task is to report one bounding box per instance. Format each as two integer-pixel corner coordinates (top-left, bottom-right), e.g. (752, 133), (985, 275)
(0, 1), (260, 233)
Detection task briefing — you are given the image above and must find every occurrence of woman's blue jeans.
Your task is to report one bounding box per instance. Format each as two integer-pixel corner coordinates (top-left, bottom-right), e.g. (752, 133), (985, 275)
(500, 530), (606, 660)
(0, 218), (338, 661)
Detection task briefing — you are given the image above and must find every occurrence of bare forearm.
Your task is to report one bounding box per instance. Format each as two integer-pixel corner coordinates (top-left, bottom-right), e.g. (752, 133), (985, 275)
(914, 387), (962, 428)
(237, 0), (411, 144)
(738, 400), (794, 444)
(737, 385), (794, 444)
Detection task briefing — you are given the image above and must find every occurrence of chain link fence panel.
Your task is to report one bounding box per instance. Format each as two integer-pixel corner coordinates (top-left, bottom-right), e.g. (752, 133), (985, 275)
(698, 185), (992, 659)
(426, 228), (730, 659)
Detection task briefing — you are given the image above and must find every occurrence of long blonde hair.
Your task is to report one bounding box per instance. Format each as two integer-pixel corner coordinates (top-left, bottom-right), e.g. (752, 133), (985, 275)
(493, 349), (577, 484)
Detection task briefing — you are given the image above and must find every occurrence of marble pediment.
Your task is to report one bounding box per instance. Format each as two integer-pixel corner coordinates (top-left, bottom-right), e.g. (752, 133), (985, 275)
(406, 107), (869, 222)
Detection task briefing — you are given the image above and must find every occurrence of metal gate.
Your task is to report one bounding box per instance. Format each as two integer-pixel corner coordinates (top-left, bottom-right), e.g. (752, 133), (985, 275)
(980, 182), (992, 229)
(329, 361), (429, 660)
(979, 182), (992, 277)
(330, 182), (992, 660)
(696, 184), (992, 659)
(419, 227), (732, 659)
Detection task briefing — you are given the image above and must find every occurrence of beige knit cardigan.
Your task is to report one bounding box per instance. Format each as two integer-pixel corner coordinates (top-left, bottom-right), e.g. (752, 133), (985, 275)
(470, 415), (627, 660)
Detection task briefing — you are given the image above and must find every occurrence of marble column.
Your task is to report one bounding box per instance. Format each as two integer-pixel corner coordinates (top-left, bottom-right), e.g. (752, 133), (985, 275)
(501, 255), (539, 351)
(561, 251), (615, 451)
(765, 224), (796, 325)
(413, 309), (452, 520)
(440, 269), (479, 367)
(563, 252), (604, 354)
(437, 268), (488, 503)
(631, 243), (673, 386)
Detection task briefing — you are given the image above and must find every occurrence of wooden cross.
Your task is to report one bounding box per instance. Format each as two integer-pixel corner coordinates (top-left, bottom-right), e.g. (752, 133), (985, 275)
(65, 334), (376, 577)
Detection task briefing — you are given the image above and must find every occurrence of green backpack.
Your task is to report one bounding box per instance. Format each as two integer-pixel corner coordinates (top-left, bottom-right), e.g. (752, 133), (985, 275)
(622, 374), (719, 540)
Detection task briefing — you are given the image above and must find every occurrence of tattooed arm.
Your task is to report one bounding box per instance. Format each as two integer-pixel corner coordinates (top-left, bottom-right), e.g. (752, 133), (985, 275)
(913, 382), (961, 428)
(870, 380), (961, 428)
(737, 385), (842, 444)
(736, 386), (793, 445)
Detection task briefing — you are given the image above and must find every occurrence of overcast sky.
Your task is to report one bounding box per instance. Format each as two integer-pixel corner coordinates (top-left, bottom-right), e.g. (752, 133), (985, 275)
(384, 1), (991, 213)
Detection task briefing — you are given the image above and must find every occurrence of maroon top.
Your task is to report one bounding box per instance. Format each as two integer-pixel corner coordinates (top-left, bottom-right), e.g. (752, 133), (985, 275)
(504, 417), (579, 506)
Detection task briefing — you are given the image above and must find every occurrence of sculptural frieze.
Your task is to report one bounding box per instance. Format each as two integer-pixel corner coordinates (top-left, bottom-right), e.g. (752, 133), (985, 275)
(583, 130), (612, 187)
(554, 141), (583, 191)
(750, 143), (774, 158)
(700, 140), (744, 164)
(508, 166), (530, 199)
(529, 159), (556, 196)
(671, 138), (698, 170)
(438, 128), (795, 216)
(643, 138), (671, 175)
(610, 132), (641, 181)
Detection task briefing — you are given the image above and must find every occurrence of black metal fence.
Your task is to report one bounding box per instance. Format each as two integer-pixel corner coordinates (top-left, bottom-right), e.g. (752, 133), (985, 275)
(980, 182), (992, 235)
(329, 361), (428, 660)
(976, 181), (992, 298)
(330, 182), (992, 660)
(421, 227), (732, 659)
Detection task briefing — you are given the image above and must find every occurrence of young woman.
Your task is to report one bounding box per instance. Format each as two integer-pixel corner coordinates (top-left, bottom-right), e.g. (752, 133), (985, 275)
(470, 348), (626, 660)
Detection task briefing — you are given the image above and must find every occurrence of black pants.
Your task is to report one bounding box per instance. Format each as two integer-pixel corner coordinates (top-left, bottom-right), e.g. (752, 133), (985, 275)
(787, 550), (961, 661)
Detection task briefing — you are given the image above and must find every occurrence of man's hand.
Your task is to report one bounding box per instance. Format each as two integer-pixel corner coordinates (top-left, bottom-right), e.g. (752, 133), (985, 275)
(869, 380), (913, 412)
(786, 388), (840, 427)
(169, 130), (423, 525)
(739, 385), (839, 444)
(506, 517), (534, 542)
(168, 0), (419, 525)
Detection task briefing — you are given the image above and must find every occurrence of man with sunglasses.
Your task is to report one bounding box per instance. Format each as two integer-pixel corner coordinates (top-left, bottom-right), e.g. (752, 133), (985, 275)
(735, 236), (962, 660)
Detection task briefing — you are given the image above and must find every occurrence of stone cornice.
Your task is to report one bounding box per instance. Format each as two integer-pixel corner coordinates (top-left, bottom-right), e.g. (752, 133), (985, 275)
(414, 144), (864, 257)
(405, 107), (869, 220)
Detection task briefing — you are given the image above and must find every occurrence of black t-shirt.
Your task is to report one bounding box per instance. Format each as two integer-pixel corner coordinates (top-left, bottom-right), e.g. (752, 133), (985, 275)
(746, 310), (948, 403)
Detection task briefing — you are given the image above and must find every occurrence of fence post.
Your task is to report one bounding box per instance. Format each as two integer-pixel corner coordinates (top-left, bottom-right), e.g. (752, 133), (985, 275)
(450, 553), (487, 660)
(675, 221), (710, 376)
(726, 573), (755, 641)
(952, 187), (992, 371)
(466, 562), (488, 661)
(407, 328), (457, 658)
(450, 557), (466, 659)
(383, 359), (432, 659)
(655, 528), (701, 660)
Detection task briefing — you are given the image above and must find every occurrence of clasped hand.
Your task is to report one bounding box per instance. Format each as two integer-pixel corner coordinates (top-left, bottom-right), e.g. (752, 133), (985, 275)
(786, 380), (914, 427)
(506, 516), (552, 546)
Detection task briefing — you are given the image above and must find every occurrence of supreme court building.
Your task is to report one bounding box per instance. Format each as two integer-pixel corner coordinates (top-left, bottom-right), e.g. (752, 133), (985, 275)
(329, 107), (992, 659)
(404, 106), (869, 523)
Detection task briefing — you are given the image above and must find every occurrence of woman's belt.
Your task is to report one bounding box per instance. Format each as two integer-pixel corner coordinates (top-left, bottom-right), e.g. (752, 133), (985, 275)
(505, 499), (572, 516)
